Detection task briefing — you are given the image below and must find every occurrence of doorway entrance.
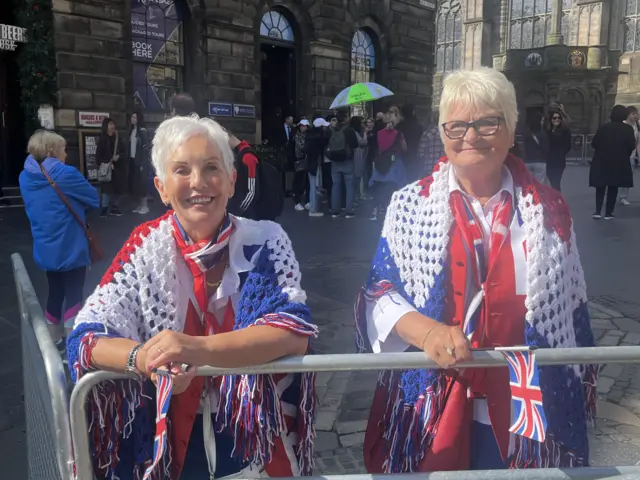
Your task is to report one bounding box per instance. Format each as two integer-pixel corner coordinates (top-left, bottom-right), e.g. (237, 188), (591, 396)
(259, 9), (297, 144)
(260, 43), (296, 143)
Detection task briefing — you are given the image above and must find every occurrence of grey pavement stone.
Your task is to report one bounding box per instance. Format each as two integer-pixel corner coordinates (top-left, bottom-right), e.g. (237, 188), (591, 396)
(590, 302), (624, 318)
(608, 330), (626, 337)
(315, 431), (340, 452)
(598, 377), (616, 394)
(624, 332), (640, 345)
(315, 410), (337, 432)
(602, 364), (626, 379)
(339, 432), (366, 447)
(613, 317), (640, 334)
(600, 335), (622, 347)
(592, 318), (616, 329)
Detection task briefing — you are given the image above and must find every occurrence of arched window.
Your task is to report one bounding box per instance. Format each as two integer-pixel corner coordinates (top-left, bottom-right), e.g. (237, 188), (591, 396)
(561, 0), (572, 41)
(130, 0), (185, 112)
(350, 30), (375, 84)
(350, 30), (376, 117)
(435, 0), (462, 73)
(509, 0), (552, 49)
(260, 10), (295, 42)
(624, 0), (640, 51)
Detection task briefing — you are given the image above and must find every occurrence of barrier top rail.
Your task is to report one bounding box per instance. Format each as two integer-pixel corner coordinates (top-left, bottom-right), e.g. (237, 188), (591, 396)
(12, 253), (74, 480)
(71, 346), (640, 479)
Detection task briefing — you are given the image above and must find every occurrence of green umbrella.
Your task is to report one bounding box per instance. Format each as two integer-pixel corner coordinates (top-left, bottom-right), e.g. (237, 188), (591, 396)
(329, 82), (394, 109)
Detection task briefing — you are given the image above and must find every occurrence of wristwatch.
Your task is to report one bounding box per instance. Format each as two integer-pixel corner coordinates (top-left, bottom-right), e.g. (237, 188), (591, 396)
(125, 343), (145, 380)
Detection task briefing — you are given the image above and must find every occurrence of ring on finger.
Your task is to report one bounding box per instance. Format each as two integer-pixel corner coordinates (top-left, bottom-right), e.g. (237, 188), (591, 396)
(156, 346), (164, 354)
(445, 346), (455, 357)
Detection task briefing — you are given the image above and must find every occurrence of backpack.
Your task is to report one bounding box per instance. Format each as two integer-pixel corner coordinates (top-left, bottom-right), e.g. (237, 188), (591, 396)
(327, 125), (351, 162)
(239, 145), (284, 221)
(375, 131), (400, 175)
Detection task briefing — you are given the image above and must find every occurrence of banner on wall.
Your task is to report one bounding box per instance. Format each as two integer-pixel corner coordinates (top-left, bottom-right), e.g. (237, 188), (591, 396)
(131, 0), (183, 111)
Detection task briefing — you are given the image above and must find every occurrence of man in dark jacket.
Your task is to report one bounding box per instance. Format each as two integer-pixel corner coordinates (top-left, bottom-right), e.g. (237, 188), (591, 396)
(169, 92), (196, 117)
(328, 111), (359, 217)
(227, 132), (261, 219)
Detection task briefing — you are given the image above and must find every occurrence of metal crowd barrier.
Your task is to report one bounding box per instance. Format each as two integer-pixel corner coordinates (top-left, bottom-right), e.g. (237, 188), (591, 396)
(70, 348), (640, 480)
(13, 251), (640, 480)
(13, 253), (74, 480)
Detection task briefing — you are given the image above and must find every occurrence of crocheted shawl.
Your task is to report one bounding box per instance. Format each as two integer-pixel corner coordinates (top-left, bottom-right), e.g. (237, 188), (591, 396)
(67, 212), (317, 479)
(355, 155), (597, 472)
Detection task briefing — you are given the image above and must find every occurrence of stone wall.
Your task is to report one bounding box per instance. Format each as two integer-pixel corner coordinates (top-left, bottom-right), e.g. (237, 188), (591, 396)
(50, 0), (436, 151)
(51, 0), (129, 171)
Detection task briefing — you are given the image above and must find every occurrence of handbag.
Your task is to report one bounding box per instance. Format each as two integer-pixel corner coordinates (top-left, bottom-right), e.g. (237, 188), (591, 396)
(39, 164), (104, 263)
(97, 132), (119, 183)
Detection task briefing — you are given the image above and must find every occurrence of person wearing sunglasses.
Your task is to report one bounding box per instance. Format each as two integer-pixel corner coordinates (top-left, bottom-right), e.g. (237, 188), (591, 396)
(545, 111), (572, 192)
(356, 67), (596, 474)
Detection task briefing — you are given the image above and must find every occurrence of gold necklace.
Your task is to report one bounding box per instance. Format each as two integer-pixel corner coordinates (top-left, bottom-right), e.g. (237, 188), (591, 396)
(206, 251), (229, 289)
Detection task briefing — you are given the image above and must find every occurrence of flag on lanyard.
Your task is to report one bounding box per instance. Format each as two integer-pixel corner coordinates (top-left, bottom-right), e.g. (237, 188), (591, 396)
(500, 350), (547, 443)
(142, 370), (174, 480)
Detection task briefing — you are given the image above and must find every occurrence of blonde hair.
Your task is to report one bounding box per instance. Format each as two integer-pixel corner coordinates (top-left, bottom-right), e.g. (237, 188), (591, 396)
(383, 112), (399, 127)
(439, 67), (518, 136)
(27, 130), (66, 162)
(152, 115), (235, 182)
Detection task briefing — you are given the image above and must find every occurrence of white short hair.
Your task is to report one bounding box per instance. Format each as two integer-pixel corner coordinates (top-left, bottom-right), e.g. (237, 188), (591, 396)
(151, 115), (235, 181)
(439, 67), (518, 136)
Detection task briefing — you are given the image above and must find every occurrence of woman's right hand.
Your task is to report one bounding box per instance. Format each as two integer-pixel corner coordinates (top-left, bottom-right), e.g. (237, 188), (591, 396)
(421, 324), (472, 369)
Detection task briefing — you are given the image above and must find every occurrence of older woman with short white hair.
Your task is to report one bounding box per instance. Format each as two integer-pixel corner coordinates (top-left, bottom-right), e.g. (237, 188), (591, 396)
(67, 116), (318, 479)
(356, 68), (597, 472)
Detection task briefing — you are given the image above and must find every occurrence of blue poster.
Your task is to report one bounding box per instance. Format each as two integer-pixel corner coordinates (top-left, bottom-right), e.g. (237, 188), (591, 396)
(233, 104), (256, 118)
(131, 0), (183, 112)
(209, 102), (233, 117)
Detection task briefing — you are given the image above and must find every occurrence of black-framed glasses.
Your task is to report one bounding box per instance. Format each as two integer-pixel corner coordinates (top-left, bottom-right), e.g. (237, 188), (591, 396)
(552, 116), (562, 121)
(441, 116), (503, 139)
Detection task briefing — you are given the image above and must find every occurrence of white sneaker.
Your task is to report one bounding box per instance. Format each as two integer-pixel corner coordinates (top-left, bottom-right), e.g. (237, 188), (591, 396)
(294, 203), (305, 212)
(621, 198), (631, 206)
(305, 202), (311, 210)
(137, 206), (150, 214)
(309, 211), (324, 217)
(132, 206), (141, 213)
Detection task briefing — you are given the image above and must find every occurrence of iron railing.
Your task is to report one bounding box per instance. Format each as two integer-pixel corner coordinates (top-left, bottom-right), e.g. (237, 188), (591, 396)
(13, 253), (74, 480)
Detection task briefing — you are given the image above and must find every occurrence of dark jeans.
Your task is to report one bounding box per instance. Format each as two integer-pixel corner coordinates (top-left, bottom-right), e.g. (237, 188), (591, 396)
(321, 162), (333, 199)
(546, 164), (565, 192)
(293, 170), (308, 205)
(45, 267), (86, 328)
(372, 181), (396, 212)
(595, 186), (619, 215)
(469, 421), (508, 470)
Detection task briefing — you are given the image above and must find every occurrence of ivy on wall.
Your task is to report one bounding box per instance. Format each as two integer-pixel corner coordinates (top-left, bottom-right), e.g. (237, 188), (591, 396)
(11, 0), (58, 135)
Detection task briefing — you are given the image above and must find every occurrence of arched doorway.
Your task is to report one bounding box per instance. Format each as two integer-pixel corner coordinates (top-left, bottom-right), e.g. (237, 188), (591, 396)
(350, 29), (376, 117)
(260, 9), (297, 144)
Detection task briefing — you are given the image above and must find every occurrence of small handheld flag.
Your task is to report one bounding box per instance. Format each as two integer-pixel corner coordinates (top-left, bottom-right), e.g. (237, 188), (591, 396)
(500, 349), (547, 443)
(142, 370), (174, 480)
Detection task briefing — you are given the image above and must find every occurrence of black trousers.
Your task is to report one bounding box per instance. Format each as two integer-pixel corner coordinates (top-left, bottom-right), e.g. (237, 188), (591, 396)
(546, 164), (565, 192)
(45, 267), (86, 328)
(595, 186), (619, 215)
(292, 170), (308, 205)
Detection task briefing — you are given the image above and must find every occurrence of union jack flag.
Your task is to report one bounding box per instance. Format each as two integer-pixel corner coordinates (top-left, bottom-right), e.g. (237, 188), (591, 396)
(501, 350), (547, 443)
(142, 370), (173, 480)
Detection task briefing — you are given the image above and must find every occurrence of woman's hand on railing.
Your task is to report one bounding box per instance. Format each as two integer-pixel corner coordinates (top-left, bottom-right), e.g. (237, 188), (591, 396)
(144, 330), (211, 373)
(421, 324), (472, 369)
(151, 364), (198, 395)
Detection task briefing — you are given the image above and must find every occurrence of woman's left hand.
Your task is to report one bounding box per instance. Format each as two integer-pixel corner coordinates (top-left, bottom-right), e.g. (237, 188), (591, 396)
(151, 364), (198, 395)
(143, 330), (210, 374)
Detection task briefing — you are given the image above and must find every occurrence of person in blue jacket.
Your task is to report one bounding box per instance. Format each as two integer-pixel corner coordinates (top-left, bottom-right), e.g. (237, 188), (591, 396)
(19, 130), (100, 353)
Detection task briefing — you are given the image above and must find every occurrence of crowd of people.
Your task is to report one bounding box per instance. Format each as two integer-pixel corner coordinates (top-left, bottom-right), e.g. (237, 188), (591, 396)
(17, 68), (601, 479)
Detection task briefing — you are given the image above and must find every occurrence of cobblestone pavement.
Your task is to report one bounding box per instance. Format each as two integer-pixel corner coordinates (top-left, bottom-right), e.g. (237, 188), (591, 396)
(3, 166), (640, 475)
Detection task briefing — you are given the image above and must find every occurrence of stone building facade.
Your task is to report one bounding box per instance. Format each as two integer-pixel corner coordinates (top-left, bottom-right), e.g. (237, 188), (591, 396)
(43, 0), (437, 174)
(435, 0), (640, 139)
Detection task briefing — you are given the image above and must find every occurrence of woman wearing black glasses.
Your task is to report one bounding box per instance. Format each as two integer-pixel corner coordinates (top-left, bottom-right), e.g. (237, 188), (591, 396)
(546, 111), (572, 191)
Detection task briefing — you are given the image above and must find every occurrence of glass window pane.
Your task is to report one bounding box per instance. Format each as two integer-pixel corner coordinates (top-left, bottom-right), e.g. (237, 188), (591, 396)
(522, 19), (533, 48)
(510, 21), (521, 48)
(436, 46), (444, 73)
(627, 0), (637, 16)
(561, 12), (569, 40)
(453, 13), (462, 41)
(446, 14), (454, 42)
(625, 20), (635, 52)
(635, 19), (640, 51)
(260, 10), (295, 42)
(562, 0), (572, 10)
(511, 0), (523, 19)
(533, 17), (545, 47)
(535, 0), (546, 16)
(453, 43), (461, 70)
(445, 45), (454, 71)
(437, 15), (446, 43)
(523, 0), (534, 17)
